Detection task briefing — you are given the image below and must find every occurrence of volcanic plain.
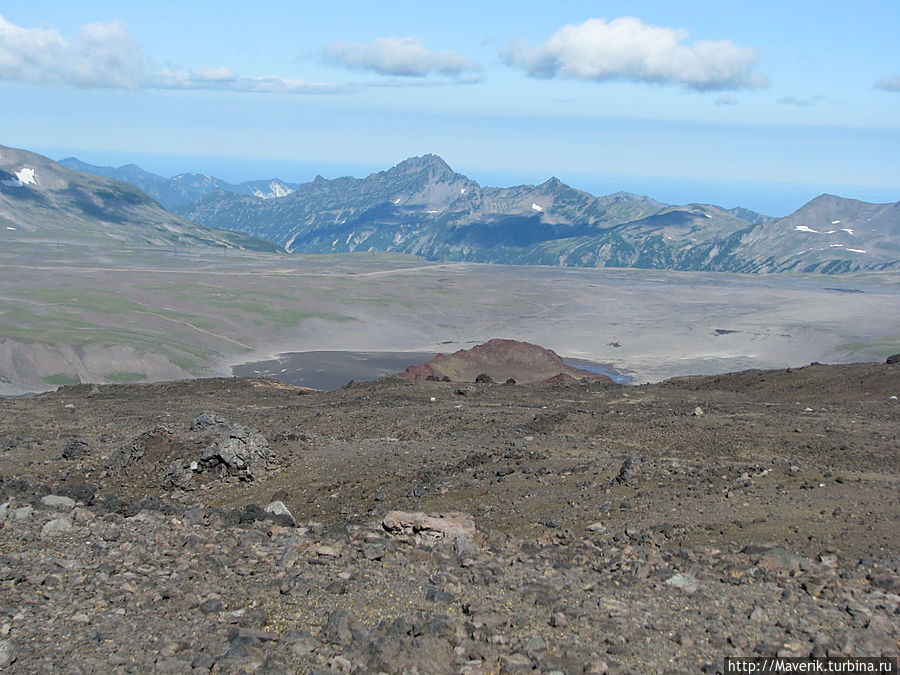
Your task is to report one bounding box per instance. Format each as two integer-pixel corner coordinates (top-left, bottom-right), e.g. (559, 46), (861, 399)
(1, 245), (899, 395)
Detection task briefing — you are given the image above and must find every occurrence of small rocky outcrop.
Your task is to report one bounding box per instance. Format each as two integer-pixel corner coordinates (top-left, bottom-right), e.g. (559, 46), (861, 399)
(58, 436), (92, 460)
(106, 412), (273, 489)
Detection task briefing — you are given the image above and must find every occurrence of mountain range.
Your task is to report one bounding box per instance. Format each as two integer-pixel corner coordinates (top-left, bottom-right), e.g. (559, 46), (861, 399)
(17, 147), (900, 273)
(172, 154), (899, 273)
(59, 157), (299, 208)
(0, 145), (279, 251)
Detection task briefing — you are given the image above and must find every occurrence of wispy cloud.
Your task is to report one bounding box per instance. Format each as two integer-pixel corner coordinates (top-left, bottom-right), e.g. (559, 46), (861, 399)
(322, 37), (482, 79)
(149, 69), (345, 94)
(715, 94), (739, 105)
(778, 94), (825, 107)
(874, 75), (900, 92)
(0, 13), (341, 93)
(502, 17), (767, 91)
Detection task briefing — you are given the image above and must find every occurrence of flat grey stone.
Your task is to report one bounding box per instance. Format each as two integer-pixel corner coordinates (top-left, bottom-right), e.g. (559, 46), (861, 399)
(0, 638), (16, 668)
(41, 517), (74, 537)
(41, 495), (76, 509)
(666, 573), (699, 594)
(265, 500), (294, 522)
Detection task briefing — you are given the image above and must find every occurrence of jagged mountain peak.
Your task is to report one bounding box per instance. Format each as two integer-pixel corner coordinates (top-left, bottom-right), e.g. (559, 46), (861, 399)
(385, 154), (454, 177)
(539, 177), (567, 192)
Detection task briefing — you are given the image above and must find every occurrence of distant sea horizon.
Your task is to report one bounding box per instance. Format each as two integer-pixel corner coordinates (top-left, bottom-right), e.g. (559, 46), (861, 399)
(35, 146), (900, 219)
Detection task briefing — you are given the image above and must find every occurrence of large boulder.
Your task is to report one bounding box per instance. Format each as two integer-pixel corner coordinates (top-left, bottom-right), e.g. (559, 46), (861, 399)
(197, 420), (272, 481)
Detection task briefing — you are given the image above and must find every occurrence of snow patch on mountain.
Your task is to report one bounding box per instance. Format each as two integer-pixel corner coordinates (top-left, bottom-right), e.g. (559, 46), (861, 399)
(531, 203), (544, 212)
(16, 168), (36, 185)
(252, 181), (294, 200)
(1, 167), (37, 187)
(794, 225), (819, 233)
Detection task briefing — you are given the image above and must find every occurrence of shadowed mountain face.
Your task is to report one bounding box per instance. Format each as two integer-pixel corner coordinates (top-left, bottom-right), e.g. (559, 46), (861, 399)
(61, 150), (898, 273)
(0, 145), (280, 251)
(398, 339), (613, 384)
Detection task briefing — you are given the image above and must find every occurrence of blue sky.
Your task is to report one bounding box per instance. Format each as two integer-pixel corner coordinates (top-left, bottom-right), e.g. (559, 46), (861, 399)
(1, 0), (898, 215)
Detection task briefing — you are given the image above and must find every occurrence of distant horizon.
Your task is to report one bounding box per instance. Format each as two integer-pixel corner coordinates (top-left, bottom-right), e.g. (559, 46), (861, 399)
(4, 3), (898, 219)
(33, 145), (899, 219)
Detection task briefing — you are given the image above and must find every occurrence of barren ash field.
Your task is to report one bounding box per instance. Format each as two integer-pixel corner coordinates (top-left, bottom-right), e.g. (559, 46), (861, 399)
(1, 358), (898, 673)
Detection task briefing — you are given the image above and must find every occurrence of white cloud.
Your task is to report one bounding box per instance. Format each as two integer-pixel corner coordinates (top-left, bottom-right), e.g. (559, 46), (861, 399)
(503, 17), (767, 91)
(874, 75), (900, 92)
(322, 37), (481, 78)
(778, 94), (825, 106)
(0, 13), (341, 93)
(0, 13), (143, 87)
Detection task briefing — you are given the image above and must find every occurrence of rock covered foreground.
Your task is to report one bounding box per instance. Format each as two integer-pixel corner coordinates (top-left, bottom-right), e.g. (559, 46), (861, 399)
(0, 362), (898, 673)
(0, 480), (897, 674)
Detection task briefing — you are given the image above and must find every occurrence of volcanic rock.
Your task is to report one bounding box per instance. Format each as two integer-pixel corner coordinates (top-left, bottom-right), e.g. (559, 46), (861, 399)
(198, 421), (272, 480)
(398, 339), (613, 384)
(59, 436), (93, 460)
(382, 510), (477, 545)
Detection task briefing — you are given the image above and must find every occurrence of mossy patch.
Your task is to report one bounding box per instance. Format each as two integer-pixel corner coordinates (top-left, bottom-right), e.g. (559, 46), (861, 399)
(839, 339), (900, 359)
(104, 372), (147, 383)
(42, 373), (80, 386)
